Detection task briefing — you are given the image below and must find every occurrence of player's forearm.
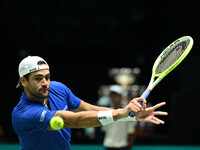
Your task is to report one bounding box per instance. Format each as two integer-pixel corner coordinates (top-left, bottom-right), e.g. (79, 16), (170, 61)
(76, 100), (112, 112)
(55, 110), (124, 128)
(66, 111), (100, 128)
(88, 105), (112, 111)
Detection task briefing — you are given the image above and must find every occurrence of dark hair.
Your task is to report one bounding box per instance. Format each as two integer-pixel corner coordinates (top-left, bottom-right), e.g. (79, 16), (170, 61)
(37, 60), (47, 65)
(19, 73), (30, 91)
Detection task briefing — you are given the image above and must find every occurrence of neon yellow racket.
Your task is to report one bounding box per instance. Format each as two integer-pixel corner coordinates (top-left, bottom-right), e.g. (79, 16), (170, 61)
(129, 36), (193, 117)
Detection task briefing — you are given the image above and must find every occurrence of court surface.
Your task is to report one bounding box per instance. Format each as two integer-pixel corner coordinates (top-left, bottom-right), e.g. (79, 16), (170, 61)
(0, 144), (200, 150)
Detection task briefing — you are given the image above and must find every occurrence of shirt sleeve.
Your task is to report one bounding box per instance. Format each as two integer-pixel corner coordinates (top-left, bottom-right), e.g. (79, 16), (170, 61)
(66, 88), (81, 110)
(49, 81), (81, 111)
(60, 83), (81, 111)
(22, 106), (56, 134)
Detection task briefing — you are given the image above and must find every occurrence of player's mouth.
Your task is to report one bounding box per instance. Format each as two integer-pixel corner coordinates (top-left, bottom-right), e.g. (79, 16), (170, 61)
(40, 88), (49, 92)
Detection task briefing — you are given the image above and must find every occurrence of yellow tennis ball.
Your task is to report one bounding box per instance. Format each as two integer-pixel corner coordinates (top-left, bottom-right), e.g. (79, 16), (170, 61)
(50, 116), (64, 130)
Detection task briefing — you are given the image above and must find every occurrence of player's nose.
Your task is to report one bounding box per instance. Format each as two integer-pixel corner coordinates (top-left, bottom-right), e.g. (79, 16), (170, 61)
(41, 77), (48, 86)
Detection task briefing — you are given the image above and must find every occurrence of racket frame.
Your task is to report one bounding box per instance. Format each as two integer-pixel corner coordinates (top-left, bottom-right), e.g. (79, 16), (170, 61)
(129, 36), (193, 117)
(147, 36), (193, 91)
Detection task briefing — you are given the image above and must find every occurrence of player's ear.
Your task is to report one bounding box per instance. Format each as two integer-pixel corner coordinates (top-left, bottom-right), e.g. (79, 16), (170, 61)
(20, 77), (28, 87)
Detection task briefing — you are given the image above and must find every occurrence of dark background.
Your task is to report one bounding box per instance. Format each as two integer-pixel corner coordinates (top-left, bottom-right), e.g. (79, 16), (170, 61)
(0, 0), (200, 145)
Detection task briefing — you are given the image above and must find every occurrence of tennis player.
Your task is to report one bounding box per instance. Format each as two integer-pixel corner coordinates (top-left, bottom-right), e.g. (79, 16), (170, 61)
(12, 56), (168, 150)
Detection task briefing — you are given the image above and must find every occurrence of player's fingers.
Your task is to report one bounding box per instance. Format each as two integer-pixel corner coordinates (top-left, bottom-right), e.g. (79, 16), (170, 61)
(131, 97), (147, 104)
(137, 97), (147, 104)
(152, 116), (165, 124)
(142, 103), (147, 111)
(131, 98), (147, 110)
(152, 102), (166, 110)
(132, 104), (141, 112)
(132, 100), (142, 110)
(149, 119), (160, 125)
(127, 103), (139, 113)
(154, 111), (168, 116)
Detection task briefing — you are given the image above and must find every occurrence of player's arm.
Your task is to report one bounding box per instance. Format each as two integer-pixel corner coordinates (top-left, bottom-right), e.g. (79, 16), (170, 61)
(50, 109), (123, 129)
(74, 100), (111, 112)
(75, 97), (146, 112)
(48, 98), (145, 130)
(81, 100), (168, 125)
(48, 99), (168, 130)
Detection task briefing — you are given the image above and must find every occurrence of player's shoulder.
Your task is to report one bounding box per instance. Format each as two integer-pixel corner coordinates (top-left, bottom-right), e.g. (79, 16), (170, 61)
(12, 101), (43, 128)
(50, 81), (66, 88)
(12, 101), (42, 117)
(50, 81), (71, 93)
(50, 81), (68, 88)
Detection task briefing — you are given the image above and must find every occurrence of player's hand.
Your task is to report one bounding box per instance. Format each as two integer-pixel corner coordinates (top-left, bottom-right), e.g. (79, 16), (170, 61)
(123, 97), (147, 117)
(135, 102), (168, 124)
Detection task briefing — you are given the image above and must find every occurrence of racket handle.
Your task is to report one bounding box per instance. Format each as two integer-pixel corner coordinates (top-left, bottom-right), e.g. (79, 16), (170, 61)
(140, 89), (151, 99)
(129, 89), (151, 117)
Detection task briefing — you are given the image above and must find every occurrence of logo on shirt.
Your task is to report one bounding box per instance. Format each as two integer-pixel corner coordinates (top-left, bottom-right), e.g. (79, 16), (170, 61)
(63, 105), (68, 111)
(39, 110), (47, 122)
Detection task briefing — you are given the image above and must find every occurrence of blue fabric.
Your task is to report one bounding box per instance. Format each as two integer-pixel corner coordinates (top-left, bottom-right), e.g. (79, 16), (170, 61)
(12, 81), (81, 150)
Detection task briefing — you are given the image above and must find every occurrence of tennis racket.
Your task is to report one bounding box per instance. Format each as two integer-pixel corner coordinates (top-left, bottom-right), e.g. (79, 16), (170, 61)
(129, 36), (193, 117)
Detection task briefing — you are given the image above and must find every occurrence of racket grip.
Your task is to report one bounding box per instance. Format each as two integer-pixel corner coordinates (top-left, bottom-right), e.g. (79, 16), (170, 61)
(129, 89), (151, 117)
(140, 89), (151, 99)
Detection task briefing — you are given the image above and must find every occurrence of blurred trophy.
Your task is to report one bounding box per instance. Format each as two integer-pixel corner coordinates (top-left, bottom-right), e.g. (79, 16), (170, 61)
(108, 68), (142, 98)
(109, 68), (141, 86)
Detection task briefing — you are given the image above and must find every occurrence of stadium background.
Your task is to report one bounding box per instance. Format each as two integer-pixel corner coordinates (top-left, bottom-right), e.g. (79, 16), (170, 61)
(0, 0), (200, 149)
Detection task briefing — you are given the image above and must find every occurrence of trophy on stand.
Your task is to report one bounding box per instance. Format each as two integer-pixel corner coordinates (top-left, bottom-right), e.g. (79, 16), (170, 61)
(108, 67), (143, 99)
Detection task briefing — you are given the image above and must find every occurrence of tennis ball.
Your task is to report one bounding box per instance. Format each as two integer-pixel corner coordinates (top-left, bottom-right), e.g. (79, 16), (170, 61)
(50, 116), (64, 130)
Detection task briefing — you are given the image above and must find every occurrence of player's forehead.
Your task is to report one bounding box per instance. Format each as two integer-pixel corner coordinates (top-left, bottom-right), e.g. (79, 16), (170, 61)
(29, 69), (50, 78)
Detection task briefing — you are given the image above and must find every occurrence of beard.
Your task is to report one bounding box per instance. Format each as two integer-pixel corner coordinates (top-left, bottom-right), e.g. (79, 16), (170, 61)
(28, 86), (49, 103)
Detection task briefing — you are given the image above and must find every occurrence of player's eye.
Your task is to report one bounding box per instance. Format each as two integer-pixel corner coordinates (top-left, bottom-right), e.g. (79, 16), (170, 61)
(35, 77), (43, 81)
(45, 75), (50, 81)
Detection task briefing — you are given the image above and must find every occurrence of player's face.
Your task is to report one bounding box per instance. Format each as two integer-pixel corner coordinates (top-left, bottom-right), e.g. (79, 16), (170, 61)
(110, 92), (122, 106)
(24, 69), (50, 103)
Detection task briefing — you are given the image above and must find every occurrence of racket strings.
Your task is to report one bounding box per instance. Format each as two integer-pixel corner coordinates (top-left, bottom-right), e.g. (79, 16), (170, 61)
(155, 40), (190, 74)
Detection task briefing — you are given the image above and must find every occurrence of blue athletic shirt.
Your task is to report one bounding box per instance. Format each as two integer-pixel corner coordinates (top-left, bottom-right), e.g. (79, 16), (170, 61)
(12, 81), (81, 150)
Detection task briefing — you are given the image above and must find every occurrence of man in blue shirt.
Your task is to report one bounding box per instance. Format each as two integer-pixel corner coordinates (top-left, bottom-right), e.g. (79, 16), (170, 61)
(12, 56), (168, 150)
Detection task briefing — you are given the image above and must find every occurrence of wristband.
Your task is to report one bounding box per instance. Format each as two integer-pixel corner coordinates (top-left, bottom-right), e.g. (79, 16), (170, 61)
(98, 110), (114, 126)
